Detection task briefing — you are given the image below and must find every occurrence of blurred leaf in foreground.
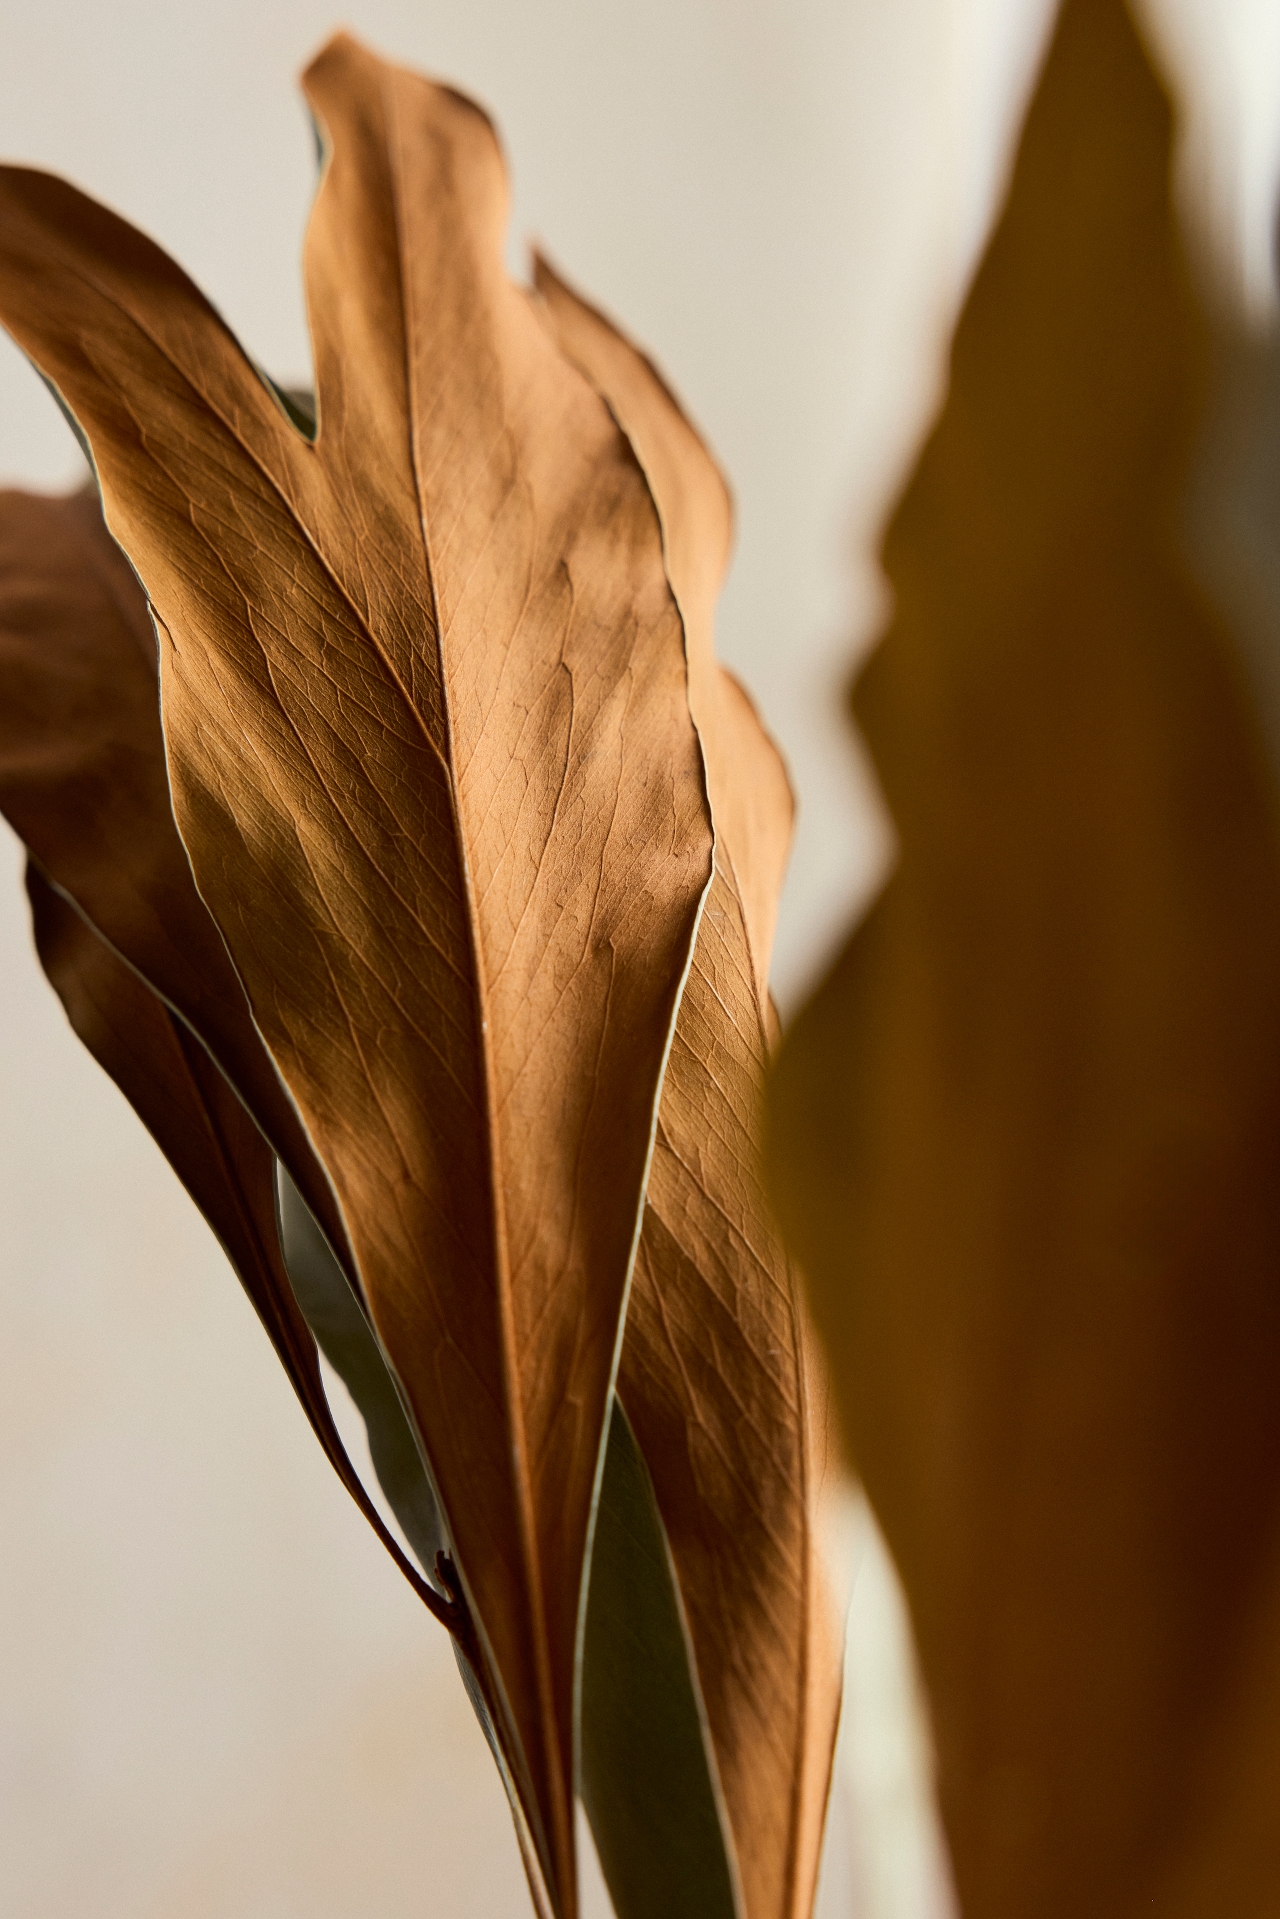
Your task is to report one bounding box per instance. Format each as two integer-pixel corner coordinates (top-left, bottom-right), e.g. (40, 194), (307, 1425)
(768, 0), (1280, 1912)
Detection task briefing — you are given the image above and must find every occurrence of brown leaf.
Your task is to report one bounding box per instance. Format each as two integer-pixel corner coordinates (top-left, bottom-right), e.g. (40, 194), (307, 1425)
(534, 259), (793, 1001)
(0, 484), (351, 1276)
(0, 476), (470, 1575)
(0, 37), (712, 1911)
(0, 477), (533, 1888)
(767, 0), (1280, 1913)
(23, 858), (441, 1616)
(538, 261), (840, 1919)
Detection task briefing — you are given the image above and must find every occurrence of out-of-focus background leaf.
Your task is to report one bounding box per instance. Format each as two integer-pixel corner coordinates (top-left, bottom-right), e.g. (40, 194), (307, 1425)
(770, 0), (1280, 1913)
(2, 0), (1279, 1914)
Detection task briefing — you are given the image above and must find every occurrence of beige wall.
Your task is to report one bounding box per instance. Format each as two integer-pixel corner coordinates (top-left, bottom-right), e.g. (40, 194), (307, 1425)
(1, 1), (1275, 1913)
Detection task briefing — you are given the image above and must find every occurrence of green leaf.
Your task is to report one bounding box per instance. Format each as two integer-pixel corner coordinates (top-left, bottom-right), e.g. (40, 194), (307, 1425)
(580, 1398), (740, 1919)
(274, 1160), (447, 1584)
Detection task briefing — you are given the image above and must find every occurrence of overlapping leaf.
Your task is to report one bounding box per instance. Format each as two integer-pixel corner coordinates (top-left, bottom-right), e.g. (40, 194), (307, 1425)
(0, 303), (839, 1919)
(20, 853), (441, 1609)
(0, 38), (717, 1914)
(0, 36), (845, 1919)
(0, 486), (349, 1267)
(0, 468), (559, 1893)
(581, 1399), (741, 1919)
(540, 264), (841, 1919)
(0, 478), (473, 1610)
(767, 0), (1280, 1913)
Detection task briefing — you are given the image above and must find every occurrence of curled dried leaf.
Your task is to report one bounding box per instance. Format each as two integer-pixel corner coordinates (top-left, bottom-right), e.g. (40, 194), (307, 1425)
(539, 263), (840, 1919)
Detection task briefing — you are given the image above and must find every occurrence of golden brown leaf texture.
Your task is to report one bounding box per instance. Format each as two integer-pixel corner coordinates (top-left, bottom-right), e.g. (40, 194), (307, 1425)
(0, 32), (826, 1919)
(0, 41), (710, 1915)
(0, 483), (443, 1609)
(768, 0), (1280, 1914)
(0, 486), (351, 1271)
(537, 263), (841, 1919)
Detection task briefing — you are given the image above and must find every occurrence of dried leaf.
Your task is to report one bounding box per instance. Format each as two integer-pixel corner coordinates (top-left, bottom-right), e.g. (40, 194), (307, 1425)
(0, 478), (458, 1572)
(22, 860), (439, 1611)
(0, 484), (350, 1272)
(534, 260), (792, 999)
(538, 263), (840, 1919)
(0, 38), (712, 1911)
(2, 476), (823, 1919)
(0, 477), (564, 1919)
(768, 0), (1280, 1913)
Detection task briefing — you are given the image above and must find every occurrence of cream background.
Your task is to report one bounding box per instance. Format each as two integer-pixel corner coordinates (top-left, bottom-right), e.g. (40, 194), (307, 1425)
(1, 0), (1277, 1914)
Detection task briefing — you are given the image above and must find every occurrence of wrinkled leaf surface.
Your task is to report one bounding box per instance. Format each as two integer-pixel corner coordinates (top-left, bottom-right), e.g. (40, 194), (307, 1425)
(0, 39), (713, 1911)
(540, 263), (840, 1919)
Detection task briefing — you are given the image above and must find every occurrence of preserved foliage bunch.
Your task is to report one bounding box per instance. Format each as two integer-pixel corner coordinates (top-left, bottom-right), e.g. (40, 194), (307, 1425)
(0, 34), (839, 1919)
